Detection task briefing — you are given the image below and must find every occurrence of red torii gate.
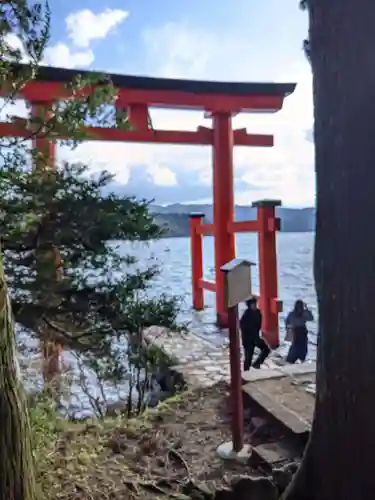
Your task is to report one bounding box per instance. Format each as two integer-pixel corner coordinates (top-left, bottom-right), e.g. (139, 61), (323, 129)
(0, 64), (296, 351)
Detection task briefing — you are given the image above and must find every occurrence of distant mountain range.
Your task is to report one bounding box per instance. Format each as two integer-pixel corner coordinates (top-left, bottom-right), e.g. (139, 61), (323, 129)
(151, 204), (315, 237)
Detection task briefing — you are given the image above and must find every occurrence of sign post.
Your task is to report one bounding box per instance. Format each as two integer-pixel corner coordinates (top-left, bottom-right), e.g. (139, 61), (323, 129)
(217, 258), (255, 460)
(227, 303), (243, 451)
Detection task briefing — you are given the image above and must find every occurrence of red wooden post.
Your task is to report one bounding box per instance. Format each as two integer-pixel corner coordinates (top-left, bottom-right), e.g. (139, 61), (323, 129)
(31, 101), (56, 167)
(253, 199), (282, 348)
(31, 101), (62, 382)
(212, 112), (236, 327)
(128, 103), (149, 131)
(189, 213), (204, 311)
(227, 304), (244, 452)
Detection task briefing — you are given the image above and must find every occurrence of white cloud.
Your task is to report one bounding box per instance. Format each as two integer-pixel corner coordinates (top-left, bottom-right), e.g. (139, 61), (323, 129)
(0, 99), (28, 122)
(5, 33), (24, 53)
(147, 165), (178, 186)
(42, 8), (128, 69)
(142, 23), (214, 79)
(4, 8), (128, 70)
(57, 61), (314, 206)
(1, 8), (315, 207)
(66, 8), (129, 48)
(4, 33), (30, 62)
(135, 22), (315, 207)
(43, 43), (94, 69)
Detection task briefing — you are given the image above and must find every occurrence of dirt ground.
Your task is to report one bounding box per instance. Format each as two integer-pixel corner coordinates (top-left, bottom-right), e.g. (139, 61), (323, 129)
(38, 382), (271, 500)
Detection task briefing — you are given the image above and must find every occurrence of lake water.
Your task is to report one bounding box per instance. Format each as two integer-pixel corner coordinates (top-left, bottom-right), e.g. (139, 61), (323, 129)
(123, 232), (317, 360)
(19, 232), (316, 414)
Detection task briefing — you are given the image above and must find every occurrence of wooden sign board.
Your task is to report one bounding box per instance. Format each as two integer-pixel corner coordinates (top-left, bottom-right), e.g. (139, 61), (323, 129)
(221, 259), (255, 308)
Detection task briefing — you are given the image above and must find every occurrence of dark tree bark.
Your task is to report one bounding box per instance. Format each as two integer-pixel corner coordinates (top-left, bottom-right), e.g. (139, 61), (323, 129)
(283, 2), (375, 500)
(0, 253), (36, 500)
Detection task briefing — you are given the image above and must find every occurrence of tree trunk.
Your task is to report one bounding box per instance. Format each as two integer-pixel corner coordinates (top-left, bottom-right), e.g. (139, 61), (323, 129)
(283, 1), (375, 499)
(0, 253), (36, 500)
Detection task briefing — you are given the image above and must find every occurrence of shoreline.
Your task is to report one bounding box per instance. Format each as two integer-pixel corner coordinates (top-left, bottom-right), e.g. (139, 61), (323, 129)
(143, 325), (314, 389)
(157, 230), (315, 239)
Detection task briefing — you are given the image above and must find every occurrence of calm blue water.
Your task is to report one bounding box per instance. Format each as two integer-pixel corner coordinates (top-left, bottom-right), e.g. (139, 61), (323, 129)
(121, 232), (317, 360)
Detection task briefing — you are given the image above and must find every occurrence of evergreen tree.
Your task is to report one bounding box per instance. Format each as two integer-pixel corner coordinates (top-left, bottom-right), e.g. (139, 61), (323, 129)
(0, 3), (49, 499)
(0, 1), (181, 498)
(1, 1), (181, 415)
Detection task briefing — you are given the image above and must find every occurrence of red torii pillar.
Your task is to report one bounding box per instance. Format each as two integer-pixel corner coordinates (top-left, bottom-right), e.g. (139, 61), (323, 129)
(190, 213), (205, 311)
(252, 199), (282, 347)
(30, 99), (62, 382)
(212, 112), (236, 327)
(190, 198), (282, 346)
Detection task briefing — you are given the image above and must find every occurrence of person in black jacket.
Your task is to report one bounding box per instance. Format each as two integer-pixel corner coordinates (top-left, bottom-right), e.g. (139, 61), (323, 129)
(240, 296), (270, 370)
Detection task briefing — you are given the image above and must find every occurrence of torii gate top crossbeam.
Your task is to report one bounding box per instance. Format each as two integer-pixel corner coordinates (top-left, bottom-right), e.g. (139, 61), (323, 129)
(6, 63), (296, 114)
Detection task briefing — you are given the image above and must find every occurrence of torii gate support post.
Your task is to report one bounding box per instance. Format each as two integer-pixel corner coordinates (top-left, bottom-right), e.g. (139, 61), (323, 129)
(212, 112), (236, 327)
(189, 198), (283, 345)
(189, 213), (204, 311)
(31, 100), (62, 383)
(253, 199), (282, 348)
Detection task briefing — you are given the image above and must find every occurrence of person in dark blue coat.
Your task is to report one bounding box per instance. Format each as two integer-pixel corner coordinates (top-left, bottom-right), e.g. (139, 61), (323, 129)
(240, 296), (270, 370)
(285, 299), (314, 363)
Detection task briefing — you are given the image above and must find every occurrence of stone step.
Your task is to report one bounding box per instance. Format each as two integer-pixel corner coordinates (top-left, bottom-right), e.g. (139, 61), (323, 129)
(305, 383), (316, 396)
(242, 383), (311, 435)
(242, 368), (286, 383)
(278, 362), (316, 377)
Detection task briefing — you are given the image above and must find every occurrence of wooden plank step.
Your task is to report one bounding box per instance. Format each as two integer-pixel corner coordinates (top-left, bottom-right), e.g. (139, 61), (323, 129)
(242, 383), (310, 434)
(251, 438), (303, 469)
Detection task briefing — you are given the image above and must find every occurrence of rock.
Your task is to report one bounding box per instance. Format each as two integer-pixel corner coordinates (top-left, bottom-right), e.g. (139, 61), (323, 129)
(107, 435), (127, 454)
(272, 462), (299, 494)
(69, 414), (91, 423)
(156, 373), (169, 391)
(250, 416), (267, 431)
(156, 369), (185, 392)
(182, 480), (213, 500)
(231, 475), (278, 500)
(105, 400), (127, 417)
(214, 489), (233, 500)
(147, 389), (170, 408)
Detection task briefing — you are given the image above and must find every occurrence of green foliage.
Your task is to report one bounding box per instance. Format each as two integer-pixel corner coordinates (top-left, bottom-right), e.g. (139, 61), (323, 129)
(0, 0), (183, 418)
(0, 162), (180, 353)
(28, 391), (60, 458)
(26, 72), (131, 149)
(0, 1), (50, 91)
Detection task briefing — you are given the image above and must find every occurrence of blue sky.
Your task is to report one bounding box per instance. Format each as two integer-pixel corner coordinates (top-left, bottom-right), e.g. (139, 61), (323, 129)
(7, 0), (315, 206)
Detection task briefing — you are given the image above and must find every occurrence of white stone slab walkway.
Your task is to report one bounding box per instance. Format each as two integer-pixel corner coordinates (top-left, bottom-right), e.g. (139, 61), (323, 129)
(143, 326), (317, 393)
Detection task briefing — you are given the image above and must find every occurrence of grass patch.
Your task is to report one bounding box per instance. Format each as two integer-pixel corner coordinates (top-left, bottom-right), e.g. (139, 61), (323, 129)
(30, 395), (61, 459)
(30, 383), (252, 500)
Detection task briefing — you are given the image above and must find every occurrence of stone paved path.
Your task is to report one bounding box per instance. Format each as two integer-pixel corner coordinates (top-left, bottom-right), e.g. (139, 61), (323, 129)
(144, 326), (317, 393)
